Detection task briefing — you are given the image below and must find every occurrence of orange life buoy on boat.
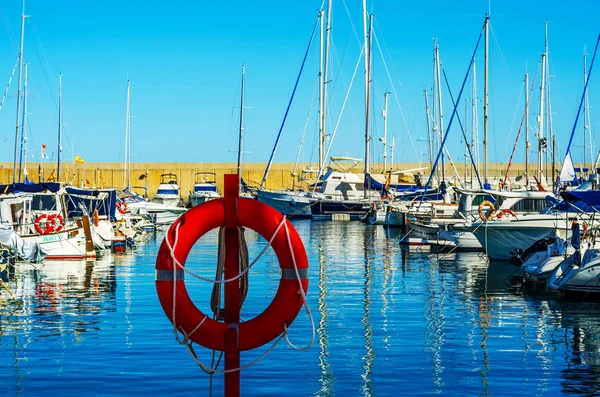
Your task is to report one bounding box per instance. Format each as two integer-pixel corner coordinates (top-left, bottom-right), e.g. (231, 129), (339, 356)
(48, 214), (64, 233)
(496, 209), (517, 219)
(93, 209), (99, 227)
(34, 214), (51, 235)
(478, 200), (496, 221)
(155, 197), (309, 352)
(116, 201), (128, 214)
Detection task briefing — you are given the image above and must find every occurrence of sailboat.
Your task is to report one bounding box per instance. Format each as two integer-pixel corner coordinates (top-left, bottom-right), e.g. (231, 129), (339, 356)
(116, 80), (185, 229)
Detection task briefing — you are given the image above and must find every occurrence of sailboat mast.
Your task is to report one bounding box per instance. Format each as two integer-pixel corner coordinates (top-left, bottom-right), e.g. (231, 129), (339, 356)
(362, 1), (372, 198)
(382, 91), (389, 173)
(472, 60), (478, 187)
(318, 10), (324, 172)
(525, 72), (529, 187)
(424, 90), (434, 174)
(12, 10), (25, 184)
(584, 52), (591, 171)
(237, 65), (245, 182)
(124, 79), (131, 188)
(483, 14), (489, 185)
(538, 53), (546, 180)
(57, 73), (63, 181)
(20, 62), (28, 182)
(322, 0), (332, 171)
(434, 40), (445, 182)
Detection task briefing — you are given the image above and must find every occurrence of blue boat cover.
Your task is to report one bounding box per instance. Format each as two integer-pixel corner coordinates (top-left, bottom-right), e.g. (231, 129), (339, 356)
(65, 187), (117, 221)
(0, 183), (61, 194)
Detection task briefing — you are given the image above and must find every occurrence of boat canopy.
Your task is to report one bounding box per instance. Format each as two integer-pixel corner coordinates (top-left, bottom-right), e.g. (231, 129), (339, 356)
(0, 183), (61, 195)
(65, 187), (117, 221)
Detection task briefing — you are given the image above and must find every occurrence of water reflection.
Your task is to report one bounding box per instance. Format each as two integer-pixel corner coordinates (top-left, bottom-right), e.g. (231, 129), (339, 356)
(314, 223), (334, 396)
(361, 226), (375, 396)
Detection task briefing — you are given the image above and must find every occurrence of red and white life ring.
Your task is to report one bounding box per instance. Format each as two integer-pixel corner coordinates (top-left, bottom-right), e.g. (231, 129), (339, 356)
(496, 209), (517, 219)
(116, 201), (128, 214)
(155, 198), (309, 352)
(48, 214), (64, 232)
(34, 214), (51, 235)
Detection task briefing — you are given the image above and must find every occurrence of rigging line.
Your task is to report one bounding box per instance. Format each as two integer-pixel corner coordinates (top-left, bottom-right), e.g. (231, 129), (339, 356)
(292, 79), (319, 178)
(557, 33), (600, 193)
(341, 0), (363, 49)
(373, 31), (419, 165)
(31, 23), (58, 110)
(489, 21), (513, 83)
(440, 65), (478, 187)
(313, 45), (365, 193)
(502, 61), (542, 187)
(260, 11), (320, 188)
(0, 4), (19, 54)
(502, 80), (524, 159)
(419, 21), (485, 207)
(0, 58), (18, 112)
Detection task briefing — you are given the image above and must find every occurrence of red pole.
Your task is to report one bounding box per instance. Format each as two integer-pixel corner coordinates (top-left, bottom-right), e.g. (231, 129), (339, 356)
(223, 174), (240, 397)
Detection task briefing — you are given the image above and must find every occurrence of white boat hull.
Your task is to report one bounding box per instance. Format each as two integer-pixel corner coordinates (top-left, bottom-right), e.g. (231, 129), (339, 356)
(256, 190), (312, 218)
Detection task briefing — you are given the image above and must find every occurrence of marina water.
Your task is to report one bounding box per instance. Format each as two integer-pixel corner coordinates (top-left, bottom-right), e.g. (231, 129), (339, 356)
(2, 221), (600, 396)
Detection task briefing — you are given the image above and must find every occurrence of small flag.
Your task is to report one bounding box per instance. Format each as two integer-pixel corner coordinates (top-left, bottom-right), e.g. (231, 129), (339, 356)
(41, 144), (49, 159)
(75, 154), (85, 164)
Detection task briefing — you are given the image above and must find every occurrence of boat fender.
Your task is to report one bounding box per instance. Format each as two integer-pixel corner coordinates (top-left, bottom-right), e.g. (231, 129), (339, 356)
(155, 198), (309, 352)
(93, 210), (99, 227)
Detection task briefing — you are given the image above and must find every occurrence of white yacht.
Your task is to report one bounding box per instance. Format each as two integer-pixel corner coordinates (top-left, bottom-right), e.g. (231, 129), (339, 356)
(152, 173), (183, 208)
(408, 189), (553, 254)
(189, 172), (220, 207)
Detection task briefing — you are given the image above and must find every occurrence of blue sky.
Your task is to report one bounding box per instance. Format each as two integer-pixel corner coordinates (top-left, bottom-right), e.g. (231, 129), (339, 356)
(0, 0), (597, 172)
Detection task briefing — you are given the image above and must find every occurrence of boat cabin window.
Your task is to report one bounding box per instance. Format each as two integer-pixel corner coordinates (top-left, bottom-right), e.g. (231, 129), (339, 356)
(510, 198), (547, 213)
(31, 195), (58, 211)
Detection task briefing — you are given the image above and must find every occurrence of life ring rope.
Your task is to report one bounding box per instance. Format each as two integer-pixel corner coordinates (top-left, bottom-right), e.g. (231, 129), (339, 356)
(160, 207), (314, 373)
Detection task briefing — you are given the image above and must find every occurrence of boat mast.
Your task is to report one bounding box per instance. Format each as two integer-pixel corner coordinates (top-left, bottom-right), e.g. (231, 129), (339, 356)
(382, 91), (390, 173)
(124, 79), (131, 189)
(362, 0), (372, 198)
(537, 52), (546, 181)
(424, 89), (434, 175)
(472, 60), (478, 187)
(57, 73), (63, 181)
(584, 51), (592, 171)
(318, 10), (324, 172)
(483, 14), (489, 185)
(20, 62), (28, 182)
(12, 8), (26, 184)
(322, 0), (332, 171)
(237, 64), (245, 183)
(525, 72), (529, 187)
(434, 39), (445, 183)
(544, 21), (551, 180)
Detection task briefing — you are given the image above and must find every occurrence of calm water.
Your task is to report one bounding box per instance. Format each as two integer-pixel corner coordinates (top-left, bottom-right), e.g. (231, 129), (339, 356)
(2, 221), (600, 396)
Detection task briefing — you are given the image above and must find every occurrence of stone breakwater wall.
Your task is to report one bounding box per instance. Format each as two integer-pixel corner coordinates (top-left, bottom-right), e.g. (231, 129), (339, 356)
(0, 161), (545, 199)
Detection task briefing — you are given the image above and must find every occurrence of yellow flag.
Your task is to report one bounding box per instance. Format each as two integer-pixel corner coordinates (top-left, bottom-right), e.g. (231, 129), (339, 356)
(75, 154), (85, 163)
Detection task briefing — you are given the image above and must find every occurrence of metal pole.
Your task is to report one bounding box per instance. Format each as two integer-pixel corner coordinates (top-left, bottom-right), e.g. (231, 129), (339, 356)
(483, 14), (489, 185)
(383, 91), (390, 173)
(538, 53), (546, 180)
(317, 10), (324, 172)
(525, 72), (529, 187)
(223, 174), (240, 397)
(424, 90), (433, 175)
(322, 0), (332, 170)
(57, 73), (63, 182)
(237, 65), (245, 185)
(12, 10), (25, 184)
